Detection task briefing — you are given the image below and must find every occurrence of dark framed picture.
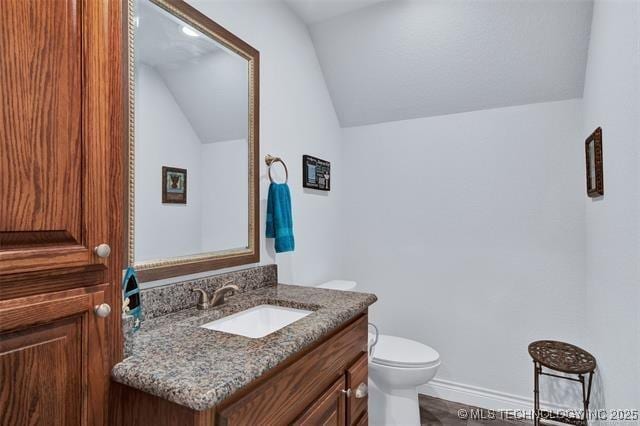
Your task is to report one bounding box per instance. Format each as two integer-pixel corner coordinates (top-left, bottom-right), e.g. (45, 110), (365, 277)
(162, 166), (187, 204)
(303, 155), (331, 191)
(585, 127), (603, 198)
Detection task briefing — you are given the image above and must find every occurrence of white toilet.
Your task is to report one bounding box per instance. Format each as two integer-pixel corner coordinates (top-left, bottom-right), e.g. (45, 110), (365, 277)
(368, 334), (440, 425)
(317, 280), (441, 426)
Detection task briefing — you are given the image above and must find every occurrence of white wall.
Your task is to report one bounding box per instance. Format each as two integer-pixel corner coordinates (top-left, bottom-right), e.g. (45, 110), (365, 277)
(342, 100), (587, 405)
(159, 50), (249, 143)
(183, 0), (344, 285)
(582, 0), (640, 409)
(135, 64), (203, 262)
(200, 139), (248, 252)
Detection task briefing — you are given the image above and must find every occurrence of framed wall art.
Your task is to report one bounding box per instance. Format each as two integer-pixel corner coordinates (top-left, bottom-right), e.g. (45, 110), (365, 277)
(585, 127), (603, 198)
(302, 155), (331, 191)
(162, 166), (187, 204)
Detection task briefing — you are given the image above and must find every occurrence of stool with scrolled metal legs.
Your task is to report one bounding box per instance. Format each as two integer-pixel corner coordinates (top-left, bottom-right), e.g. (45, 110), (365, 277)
(529, 340), (596, 426)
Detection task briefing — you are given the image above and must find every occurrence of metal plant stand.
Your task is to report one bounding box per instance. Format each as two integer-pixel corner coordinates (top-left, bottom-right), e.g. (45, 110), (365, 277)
(528, 340), (596, 426)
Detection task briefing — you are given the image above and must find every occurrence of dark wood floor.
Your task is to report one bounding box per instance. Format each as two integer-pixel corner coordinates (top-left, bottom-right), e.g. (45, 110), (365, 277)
(419, 395), (529, 425)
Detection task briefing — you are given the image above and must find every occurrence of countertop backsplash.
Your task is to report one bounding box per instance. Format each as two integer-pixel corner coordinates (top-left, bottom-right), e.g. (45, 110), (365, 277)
(122, 264), (277, 356)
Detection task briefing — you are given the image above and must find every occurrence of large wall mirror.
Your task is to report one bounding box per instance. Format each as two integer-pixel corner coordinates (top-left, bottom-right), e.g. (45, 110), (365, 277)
(127, 0), (259, 282)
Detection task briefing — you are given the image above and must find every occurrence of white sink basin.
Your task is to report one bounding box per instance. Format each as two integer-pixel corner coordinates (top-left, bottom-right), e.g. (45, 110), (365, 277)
(200, 304), (312, 338)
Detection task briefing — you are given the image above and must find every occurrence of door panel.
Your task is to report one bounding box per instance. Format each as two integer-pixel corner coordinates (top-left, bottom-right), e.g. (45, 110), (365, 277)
(0, 0), (116, 275)
(293, 377), (346, 426)
(0, 317), (83, 425)
(0, 0), (122, 424)
(0, 285), (109, 425)
(0, 0), (82, 247)
(346, 354), (368, 425)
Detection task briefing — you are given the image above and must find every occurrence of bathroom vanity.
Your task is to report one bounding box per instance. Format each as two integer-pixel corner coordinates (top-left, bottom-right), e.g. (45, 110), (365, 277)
(111, 282), (376, 425)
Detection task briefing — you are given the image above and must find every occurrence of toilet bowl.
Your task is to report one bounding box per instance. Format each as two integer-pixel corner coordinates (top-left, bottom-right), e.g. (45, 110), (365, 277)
(369, 334), (440, 425)
(317, 280), (441, 426)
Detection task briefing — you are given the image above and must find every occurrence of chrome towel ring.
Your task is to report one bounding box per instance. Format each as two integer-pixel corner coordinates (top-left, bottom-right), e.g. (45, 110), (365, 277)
(265, 154), (289, 184)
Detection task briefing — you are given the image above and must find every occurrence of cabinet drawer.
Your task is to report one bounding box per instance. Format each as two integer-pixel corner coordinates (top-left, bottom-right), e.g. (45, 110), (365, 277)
(217, 314), (367, 425)
(346, 354), (368, 425)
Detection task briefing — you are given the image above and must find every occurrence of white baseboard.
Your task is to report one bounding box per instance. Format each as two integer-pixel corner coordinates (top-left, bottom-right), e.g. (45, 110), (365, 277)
(418, 378), (570, 413)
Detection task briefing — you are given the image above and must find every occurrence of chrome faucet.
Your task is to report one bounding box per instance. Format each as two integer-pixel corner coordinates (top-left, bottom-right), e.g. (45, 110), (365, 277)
(192, 284), (239, 310)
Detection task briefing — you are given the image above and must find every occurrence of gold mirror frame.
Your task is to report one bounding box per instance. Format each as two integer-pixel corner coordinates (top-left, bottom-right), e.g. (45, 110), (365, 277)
(126, 0), (260, 282)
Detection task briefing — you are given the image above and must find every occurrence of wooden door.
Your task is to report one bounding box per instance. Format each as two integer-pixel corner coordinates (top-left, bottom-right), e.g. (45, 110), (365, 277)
(0, 0), (121, 276)
(0, 285), (109, 426)
(346, 354), (368, 425)
(294, 377), (347, 426)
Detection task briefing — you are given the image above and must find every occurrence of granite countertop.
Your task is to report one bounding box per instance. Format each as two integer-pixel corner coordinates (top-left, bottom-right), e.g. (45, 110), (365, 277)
(111, 284), (377, 411)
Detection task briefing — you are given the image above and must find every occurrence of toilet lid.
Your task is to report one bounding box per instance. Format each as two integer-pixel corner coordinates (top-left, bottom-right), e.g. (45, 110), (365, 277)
(371, 334), (440, 368)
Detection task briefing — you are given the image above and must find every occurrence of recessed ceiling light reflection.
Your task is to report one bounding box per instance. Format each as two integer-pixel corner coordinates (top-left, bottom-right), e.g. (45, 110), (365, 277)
(182, 26), (199, 37)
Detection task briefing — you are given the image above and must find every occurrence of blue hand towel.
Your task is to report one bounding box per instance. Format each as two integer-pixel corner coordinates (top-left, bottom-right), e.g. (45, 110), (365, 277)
(266, 182), (295, 253)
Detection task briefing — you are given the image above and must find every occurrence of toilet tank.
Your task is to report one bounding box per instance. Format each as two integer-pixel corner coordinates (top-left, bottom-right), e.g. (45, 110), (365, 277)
(316, 280), (357, 291)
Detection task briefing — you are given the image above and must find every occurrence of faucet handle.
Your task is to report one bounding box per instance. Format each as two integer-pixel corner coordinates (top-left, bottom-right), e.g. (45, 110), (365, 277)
(192, 288), (210, 310)
(210, 284), (240, 307)
(222, 283), (239, 292)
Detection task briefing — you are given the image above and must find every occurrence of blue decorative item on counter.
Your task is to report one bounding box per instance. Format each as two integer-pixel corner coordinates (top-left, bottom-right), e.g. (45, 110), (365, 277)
(122, 267), (142, 331)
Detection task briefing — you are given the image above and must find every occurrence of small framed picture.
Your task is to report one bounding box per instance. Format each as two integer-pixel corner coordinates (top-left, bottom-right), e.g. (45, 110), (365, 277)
(303, 155), (331, 191)
(585, 127), (603, 198)
(162, 166), (187, 204)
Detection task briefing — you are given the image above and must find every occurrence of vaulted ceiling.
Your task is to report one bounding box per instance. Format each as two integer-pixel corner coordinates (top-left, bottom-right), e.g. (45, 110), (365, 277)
(286, 0), (594, 127)
(285, 0), (390, 24)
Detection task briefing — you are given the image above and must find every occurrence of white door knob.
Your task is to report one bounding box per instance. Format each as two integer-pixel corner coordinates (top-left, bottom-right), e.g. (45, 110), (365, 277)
(355, 383), (368, 398)
(94, 243), (111, 258)
(94, 303), (112, 318)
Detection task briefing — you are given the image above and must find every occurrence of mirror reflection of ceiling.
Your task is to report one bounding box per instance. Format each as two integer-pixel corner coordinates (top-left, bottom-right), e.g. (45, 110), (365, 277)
(135, 0), (248, 143)
(285, 0), (594, 127)
(135, 0), (219, 67)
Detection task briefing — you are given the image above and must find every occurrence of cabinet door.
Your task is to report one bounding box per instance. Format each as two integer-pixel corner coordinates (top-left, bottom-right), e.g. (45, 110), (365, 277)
(293, 377), (347, 426)
(346, 354), (368, 425)
(0, 285), (109, 425)
(0, 0), (117, 275)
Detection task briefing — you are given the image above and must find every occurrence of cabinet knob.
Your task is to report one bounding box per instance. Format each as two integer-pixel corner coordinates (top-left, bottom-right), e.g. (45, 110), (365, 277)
(355, 383), (368, 398)
(94, 243), (111, 258)
(94, 303), (112, 318)
(341, 388), (352, 398)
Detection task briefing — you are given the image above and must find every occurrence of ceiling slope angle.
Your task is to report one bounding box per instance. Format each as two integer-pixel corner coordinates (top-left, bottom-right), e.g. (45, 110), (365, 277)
(300, 0), (593, 127)
(285, 0), (392, 25)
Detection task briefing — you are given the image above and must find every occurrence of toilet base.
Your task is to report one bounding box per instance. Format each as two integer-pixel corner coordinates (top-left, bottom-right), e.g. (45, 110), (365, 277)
(368, 378), (421, 426)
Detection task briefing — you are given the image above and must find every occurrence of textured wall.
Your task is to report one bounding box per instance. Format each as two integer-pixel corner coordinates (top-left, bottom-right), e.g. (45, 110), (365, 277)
(309, 0), (593, 126)
(582, 0), (640, 410)
(341, 100), (587, 405)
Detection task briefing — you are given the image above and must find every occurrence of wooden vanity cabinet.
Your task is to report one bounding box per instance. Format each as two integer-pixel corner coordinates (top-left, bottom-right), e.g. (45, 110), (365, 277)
(111, 313), (370, 426)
